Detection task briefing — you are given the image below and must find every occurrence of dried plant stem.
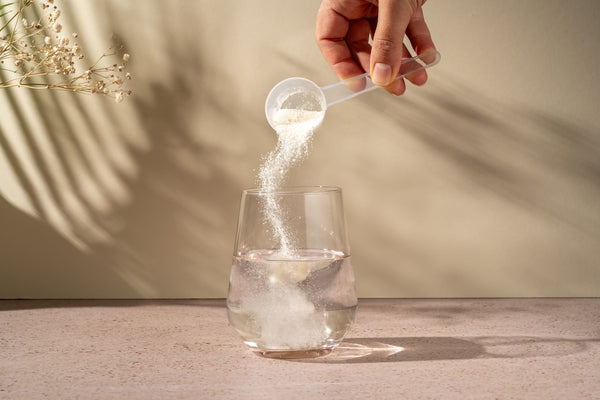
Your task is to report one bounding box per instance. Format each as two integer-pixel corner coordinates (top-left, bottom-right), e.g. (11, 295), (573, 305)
(0, 0), (131, 102)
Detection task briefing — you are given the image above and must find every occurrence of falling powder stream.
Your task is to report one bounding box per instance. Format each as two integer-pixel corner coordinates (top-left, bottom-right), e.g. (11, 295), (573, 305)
(242, 107), (328, 351)
(258, 108), (325, 255)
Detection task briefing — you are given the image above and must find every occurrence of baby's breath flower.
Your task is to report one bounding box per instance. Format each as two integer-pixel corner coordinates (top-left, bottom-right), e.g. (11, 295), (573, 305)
(1, 0), (132, 103)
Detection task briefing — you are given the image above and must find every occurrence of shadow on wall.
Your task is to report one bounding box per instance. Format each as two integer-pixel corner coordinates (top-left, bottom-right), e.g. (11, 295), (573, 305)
(0, 2), (250, 298)
(1, 2), (599, 298)
(404, 77), (600, 234)
(3, 64), (598, 298)
(310, 70), (600, 296)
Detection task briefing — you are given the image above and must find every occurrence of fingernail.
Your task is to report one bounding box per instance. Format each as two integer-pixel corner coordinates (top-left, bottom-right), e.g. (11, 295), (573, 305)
(372, 63), (392, 86)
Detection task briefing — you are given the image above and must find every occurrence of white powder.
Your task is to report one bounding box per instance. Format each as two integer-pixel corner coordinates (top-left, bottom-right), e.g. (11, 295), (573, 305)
(246, 107), (326, 351)
(258, 108), (325, 255)
(242, 281), (323, 349)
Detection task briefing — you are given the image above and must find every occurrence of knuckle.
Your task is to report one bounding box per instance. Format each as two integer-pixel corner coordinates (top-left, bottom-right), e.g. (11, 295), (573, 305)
(372, 38), (396, 57)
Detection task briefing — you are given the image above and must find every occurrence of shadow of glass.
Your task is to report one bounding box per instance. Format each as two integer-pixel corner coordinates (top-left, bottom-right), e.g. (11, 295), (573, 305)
(304, 337), (484, 363)
(299, 335), (597, 364)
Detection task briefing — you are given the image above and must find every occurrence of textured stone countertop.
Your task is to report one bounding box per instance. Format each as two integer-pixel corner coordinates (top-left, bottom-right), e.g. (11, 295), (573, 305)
(1, 298), (599, 399)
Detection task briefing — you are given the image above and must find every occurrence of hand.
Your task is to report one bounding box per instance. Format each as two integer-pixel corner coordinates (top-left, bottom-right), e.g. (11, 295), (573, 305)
(316, 0), (436, 95)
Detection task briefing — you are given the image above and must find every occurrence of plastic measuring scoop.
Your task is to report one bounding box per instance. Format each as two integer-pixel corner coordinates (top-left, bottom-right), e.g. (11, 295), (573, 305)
(265, 50), (441, 130)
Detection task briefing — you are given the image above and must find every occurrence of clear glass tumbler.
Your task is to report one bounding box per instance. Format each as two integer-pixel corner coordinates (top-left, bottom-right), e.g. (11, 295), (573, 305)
(227, 186), (358, 359)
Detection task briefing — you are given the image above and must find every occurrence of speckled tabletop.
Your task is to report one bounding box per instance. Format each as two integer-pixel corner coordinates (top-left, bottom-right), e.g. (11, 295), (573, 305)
(1, 298), (599, 399)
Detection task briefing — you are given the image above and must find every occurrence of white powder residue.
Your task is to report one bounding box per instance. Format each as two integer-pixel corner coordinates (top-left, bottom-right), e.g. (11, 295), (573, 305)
(242, 282), (324, 349)
(258, 108), (325, 255)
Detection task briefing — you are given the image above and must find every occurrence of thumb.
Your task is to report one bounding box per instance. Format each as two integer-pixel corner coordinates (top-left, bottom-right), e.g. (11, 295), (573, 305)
(370, 0), (421, 86)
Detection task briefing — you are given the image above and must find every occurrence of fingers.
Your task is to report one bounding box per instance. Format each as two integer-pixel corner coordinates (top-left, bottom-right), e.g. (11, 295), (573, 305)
(370, 0), (419, 86)
(405, 6), (436, 56)
(370, 0), (435, 94)
(316, 1), (365, 81)
(401, 7), (435, 88)
(346, 18), (372, 73)
(381, 44), (426, 96)
(316, 0), (435, 96)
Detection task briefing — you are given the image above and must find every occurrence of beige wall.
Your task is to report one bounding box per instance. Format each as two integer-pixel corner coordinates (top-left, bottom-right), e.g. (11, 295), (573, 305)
(1, 0), (599, 298)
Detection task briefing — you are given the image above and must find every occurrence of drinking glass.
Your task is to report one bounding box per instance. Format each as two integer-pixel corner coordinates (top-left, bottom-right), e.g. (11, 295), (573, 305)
(227, 186), (358, 359)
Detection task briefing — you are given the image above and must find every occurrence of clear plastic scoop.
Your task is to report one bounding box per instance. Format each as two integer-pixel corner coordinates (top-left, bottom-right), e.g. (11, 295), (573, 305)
(265, 50), (441, 129)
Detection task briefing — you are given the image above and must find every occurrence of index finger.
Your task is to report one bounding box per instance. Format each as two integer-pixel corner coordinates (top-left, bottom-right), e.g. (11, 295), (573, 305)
(316, 3), (365, 80)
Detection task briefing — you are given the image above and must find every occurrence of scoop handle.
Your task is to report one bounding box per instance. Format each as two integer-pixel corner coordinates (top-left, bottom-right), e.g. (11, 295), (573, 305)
(321, 50), (441, 108)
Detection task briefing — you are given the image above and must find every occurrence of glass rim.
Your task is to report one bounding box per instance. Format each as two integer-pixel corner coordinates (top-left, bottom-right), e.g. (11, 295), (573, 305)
(243, 185), (342, 196)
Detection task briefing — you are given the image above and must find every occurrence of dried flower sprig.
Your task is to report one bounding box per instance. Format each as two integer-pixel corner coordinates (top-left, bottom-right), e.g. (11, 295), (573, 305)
(0, 0), (131, 102)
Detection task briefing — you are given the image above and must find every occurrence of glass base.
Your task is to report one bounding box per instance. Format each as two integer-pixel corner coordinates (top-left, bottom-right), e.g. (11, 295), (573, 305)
(253, 348), (333, 359)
